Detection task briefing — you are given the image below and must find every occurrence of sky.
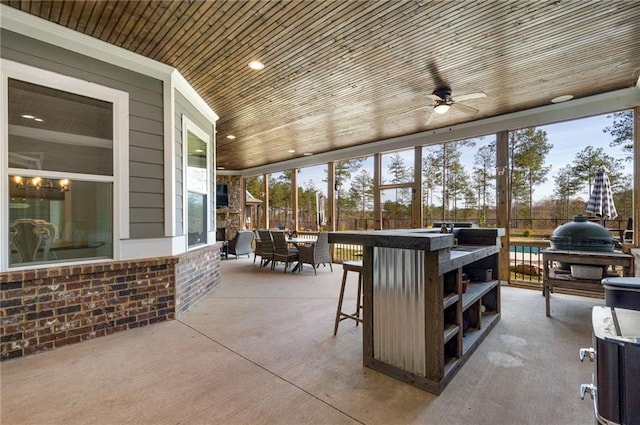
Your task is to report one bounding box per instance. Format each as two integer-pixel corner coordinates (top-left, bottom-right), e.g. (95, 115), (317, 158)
(295, 112), (633, 203)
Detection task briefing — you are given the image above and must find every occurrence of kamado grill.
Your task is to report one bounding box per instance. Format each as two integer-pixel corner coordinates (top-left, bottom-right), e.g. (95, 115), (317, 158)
(549, 215), (615, 270)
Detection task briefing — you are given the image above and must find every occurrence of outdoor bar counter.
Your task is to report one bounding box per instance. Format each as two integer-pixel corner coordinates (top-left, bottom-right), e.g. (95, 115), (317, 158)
(329, 228), (504, 394)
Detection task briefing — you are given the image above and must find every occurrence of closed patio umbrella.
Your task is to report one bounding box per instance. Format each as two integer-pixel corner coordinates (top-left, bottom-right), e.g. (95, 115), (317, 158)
(586, 167), (618, 220)
(316, 192), (327, 230)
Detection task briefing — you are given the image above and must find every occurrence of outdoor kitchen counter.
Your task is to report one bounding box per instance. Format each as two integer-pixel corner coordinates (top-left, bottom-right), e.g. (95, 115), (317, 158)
(328, 228), (504, 394)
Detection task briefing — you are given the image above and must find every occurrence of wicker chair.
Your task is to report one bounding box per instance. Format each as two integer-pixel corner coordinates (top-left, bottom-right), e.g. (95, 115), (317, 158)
(270, 231), (298, 272)
(227, 230), (254, 259)
(255, 230), (275, 268)
(297, 232), (333, 275)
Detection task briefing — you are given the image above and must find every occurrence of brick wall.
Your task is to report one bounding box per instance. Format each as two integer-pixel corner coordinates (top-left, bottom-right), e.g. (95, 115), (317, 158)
(175, 243), (222, 315)
(1, 258), (178, 361)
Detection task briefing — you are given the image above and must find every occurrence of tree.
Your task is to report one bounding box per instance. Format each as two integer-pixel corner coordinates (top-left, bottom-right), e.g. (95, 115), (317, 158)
(509, 128), (553, 226)
(570, 146), (623, 195)
(384, 153), (413, 228)
(350, 169), (374, 228)
(422, 149), (440, 225)
(603, 110), (633, 161)
(472, 143), (495, 226)
(553, 165), (581, 221)
(246, 175), (264, 200)
(335, 158), (365, 228)
(429, 139), (475, 221)
(268, 171), (292, 228)
(297, 181), (319, 230)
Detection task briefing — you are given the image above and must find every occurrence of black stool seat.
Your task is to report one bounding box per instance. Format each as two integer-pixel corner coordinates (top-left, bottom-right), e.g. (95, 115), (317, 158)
(334, 260), (363, 335)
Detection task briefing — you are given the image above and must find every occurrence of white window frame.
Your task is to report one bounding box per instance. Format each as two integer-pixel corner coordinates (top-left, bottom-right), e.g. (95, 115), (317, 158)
(0, 59), (129, 271)
(182, 115), (211, 250)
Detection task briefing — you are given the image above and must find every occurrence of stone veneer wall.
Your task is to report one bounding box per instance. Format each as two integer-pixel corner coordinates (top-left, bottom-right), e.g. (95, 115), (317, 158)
(216, 175), (243, 238)
(175, 243), (222, 315)
(1, 257), (178, 361)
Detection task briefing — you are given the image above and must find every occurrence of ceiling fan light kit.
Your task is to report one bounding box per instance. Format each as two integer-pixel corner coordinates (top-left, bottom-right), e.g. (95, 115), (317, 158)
(424, 86), (487, 124)
(434, 103), (451, 114)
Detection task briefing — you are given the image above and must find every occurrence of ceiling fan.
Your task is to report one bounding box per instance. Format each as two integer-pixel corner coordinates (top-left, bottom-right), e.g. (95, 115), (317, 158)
(424, 86), (487, 125)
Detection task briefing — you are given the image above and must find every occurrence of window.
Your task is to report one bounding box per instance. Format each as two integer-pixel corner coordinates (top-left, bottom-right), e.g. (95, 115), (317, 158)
(183, 118), (210, 248)
(2, 60), (128, 270)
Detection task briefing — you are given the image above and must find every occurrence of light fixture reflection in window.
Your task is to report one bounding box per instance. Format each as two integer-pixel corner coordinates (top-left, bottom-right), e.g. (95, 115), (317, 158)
(12, 176), (70, 192)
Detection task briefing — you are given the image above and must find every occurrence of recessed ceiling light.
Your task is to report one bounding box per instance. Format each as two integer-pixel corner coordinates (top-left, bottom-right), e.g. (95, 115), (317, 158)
(551, 94), (574, 103)
(248, 60), (265, 71)
(303, 152), (313, 156)
(21, 114), (35, 119)
(194, 149), (204, 153)
(216, 166), (225, 170)
(226, 135), (236, 139)
(33, 118), (44, 122)
(288, 149), (296, 153)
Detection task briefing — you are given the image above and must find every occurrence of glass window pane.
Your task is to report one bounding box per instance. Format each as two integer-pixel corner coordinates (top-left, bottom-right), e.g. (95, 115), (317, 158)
(268, 171), (292, 230)
(381, 188), (412, 229)
(9, 175), (113, 266)
(187, 131), (207, 193)
(187, 191), (206, 247)
(8, 79), (113, 176)
(381, 150), (414, 184)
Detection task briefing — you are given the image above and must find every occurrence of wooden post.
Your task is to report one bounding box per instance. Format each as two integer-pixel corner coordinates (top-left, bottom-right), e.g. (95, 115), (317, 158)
(633, 106), (639, 247)
(328, 161), (336, 231)
(373, 153), (382, 230)
(263, 173), (269, 229)
(412, 146), (423, 228)
(496, 131), (510, 283)
(291, 167), (298, 231)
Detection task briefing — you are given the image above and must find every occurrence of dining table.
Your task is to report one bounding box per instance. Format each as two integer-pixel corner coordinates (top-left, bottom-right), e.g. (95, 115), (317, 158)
(286, 237), (316, 272)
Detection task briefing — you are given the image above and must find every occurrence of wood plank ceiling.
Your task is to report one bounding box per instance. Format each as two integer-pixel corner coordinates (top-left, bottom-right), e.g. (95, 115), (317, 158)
(4, 1), (640, 172)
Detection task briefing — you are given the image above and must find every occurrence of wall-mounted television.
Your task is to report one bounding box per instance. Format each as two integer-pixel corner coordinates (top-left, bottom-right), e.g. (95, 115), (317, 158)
(216, 184), (229, 208)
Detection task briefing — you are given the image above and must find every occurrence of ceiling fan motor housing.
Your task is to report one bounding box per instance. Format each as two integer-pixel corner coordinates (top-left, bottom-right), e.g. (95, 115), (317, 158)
(433, 87), (452, 101)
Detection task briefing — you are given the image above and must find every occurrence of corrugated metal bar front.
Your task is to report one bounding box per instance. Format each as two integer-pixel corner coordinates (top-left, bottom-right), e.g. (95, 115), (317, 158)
(373, 247), (425, 375)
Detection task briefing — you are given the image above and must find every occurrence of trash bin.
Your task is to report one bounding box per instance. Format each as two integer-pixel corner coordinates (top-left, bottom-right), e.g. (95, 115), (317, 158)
(601, 277), (640, 311)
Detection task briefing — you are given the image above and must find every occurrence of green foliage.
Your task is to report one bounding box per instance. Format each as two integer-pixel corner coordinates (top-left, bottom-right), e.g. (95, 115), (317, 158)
(522, 228), (531, 237)
(246, 175), (264, 199)
(509, 127), (553, 227)
(570, 146), (623, 194)
(603, 110), (633, 161)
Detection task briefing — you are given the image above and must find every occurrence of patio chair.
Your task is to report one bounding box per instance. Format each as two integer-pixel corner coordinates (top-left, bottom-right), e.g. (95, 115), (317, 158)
(623, 218), (633, 243)
(255, 229), (275, 267)
(297, 232), (333, 275)
(270, 231), (298, 273)
(227, 230), (254, 259)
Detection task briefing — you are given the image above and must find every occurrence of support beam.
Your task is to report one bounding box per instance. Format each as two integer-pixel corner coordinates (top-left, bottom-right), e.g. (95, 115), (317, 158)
(328, 162), (336, 231)
(633, 106), (639, 247)
(496, 131), (510, 283)
(292, 168), (298, 231)
(373, 153), (382, 230)
(412, 146), (423, 228)
(263, 173), (269, 229)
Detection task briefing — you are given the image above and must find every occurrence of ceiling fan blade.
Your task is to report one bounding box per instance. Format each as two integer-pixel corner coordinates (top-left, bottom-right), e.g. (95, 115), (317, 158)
(427, 93), (443, 101)
(452, 102), (479, 115)
(395, 104), (429, 118)
(424, 107), (435, 125)
(453, 91), (487, 102)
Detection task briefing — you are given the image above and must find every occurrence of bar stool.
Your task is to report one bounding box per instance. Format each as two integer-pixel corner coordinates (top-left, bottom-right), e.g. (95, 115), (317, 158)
(333, 260), (363, 335)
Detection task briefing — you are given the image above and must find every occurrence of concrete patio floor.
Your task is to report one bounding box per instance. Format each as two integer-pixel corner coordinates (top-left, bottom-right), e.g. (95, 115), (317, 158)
(1, 257), (600, 424)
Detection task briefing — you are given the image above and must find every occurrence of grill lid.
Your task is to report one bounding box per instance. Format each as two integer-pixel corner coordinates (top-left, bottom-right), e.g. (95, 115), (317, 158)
(550, 215), (614, 250)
